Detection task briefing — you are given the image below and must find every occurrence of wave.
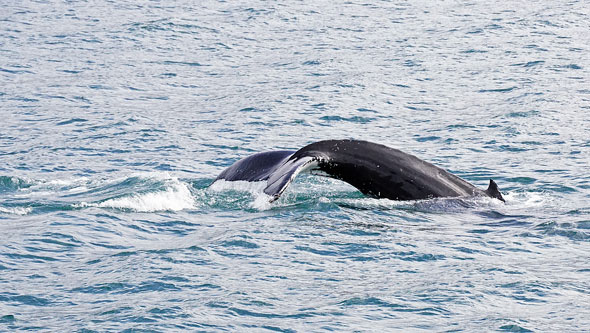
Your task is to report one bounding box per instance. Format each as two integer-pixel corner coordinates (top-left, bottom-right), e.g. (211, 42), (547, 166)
(1, 171), (553, 215)
(1, 173), (196, 214)
(208, 179), (273, 210)
(82, 179), (194, 212)
(0, 176), (32, 192)
(502, 191), (548, 208)
(0, 206), (32, 215)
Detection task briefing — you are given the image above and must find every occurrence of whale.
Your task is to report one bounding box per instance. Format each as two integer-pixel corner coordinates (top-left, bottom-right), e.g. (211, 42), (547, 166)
(213, 139), (505, 203)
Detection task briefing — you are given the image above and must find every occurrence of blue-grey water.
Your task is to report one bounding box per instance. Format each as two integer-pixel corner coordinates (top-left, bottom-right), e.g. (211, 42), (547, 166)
(1, 1), (589, 331)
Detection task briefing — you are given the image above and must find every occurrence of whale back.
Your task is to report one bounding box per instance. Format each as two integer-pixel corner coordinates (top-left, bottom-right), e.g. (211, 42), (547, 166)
(290, 140), (486, 201)
(214, 139), (504, 203)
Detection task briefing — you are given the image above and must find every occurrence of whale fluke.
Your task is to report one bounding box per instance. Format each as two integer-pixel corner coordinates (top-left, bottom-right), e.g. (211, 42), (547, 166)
(213, 139), (505, 203)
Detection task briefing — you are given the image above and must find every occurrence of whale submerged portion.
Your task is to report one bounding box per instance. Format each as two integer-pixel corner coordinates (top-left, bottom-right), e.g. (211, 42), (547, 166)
(213, 139), (505, 203)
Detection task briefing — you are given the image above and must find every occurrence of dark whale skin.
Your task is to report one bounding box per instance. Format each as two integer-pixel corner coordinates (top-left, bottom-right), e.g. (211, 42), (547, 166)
(214, 139), (505, 203)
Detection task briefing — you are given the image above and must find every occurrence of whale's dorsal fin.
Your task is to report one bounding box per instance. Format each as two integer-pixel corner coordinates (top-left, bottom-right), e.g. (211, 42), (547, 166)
(485, 179), (505, 202)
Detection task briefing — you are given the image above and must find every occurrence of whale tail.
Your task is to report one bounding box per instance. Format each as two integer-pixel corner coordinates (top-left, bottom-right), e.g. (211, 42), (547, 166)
(485, 179), (505, 202)
(214, 140), (507, 203)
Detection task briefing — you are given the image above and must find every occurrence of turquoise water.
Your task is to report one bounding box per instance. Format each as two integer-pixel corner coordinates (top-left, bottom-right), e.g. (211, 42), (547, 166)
(1, 1), (589, 331)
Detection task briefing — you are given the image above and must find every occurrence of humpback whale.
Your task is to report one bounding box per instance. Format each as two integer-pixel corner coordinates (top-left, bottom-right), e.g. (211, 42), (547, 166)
(213, 139), (505, 203)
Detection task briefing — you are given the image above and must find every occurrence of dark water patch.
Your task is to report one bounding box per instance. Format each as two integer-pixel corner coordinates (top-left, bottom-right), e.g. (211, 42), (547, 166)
(402, 59), (421, 67)
(467, 28), (484, 34)
(128, 19), (172, 32)
(260, 325), (296, 333)
(88, 84), (114, 90)
(307, 72), (329, 77)
(391, 83), (410, 88)
(319, 115), (375, 124)
(89, 242), (130, 250)
(506, 177), (536, 184)
(549, 64), (583, 72)
(510, 61), (544, 68)
(535, 221), (589, 241)
(148, 306), (182, 316)
(0, 176), (32, 192)
(393, 251), (445, 262)
(506, 110), (539, 118)
(356, 108), (377, 113)
(461, 49), (488, 53)
(0, 315), (15, 323)
(467, 228), (492, 234)
(159, 72), (177, 78)
(520, 141), (543, 146)
(339, 297), (448, 316)
(481, 267), (523, 275)
(30, 232), (84, 249)
(320, 241), (382, 255)
(186, 283), (221, 291)
(294, 245), (339, 257)
(339, 296), (401, 308)
(220, 239), (260, 249)
(129, 281), (181, 293)
(414, 135), (440, 142)
(447, 124), (476, 130)
(302, 60), (320, 65)
(499, 324), (533, 332)
(3, 252), (61, 263)
(498, 145), (532, 152)
(72, 281), (180, 295)
(0, 294), (50, 306)
(98, 306), (133, 316)
(540, 184), (576, 193)
(0, 67), (34, 74)
(227, 307), (333, 319)
(239, 107), (265, 112)
(452, 246), (487, 255)
(339, 228), (382, 237)
(404, 104), (434, 111)
(8, 96), (39, 103)
(56, 118), (88, 126)
(478, 87), (517, 93)
(560, 64), (582, 70)
(160, 60), (204, 67)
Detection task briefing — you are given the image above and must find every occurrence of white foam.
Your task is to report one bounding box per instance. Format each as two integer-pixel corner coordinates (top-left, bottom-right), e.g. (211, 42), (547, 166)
(13, 176), (92, 198)
(251, 192), (274, 210)
(209, 179), (267, 193)
(80, 179), (194, 212)
(502, 191), (548, 208)
(0, 206), (32, 215)
(330, 194), (508, 212)
(209, 179), (274, 210)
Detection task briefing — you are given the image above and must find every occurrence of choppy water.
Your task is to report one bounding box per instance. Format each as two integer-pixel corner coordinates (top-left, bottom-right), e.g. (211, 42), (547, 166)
(1, 0), (590, 331)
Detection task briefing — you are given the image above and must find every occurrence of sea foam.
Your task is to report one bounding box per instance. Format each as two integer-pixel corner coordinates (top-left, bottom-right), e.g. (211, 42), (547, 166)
(81, 177), (195, 212)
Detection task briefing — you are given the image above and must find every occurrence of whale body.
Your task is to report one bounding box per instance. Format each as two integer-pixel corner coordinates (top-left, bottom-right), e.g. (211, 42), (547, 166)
(213, 139), (505, 203)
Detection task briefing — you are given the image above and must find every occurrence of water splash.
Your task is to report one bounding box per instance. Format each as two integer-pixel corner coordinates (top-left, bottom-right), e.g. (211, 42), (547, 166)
(0, 206), (32, 215)
(80, 179), (194, 212)
(208, 179), (273, 210)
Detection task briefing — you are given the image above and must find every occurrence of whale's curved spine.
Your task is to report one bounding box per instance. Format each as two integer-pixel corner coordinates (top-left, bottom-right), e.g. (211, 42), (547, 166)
(213, 139), (505, 203)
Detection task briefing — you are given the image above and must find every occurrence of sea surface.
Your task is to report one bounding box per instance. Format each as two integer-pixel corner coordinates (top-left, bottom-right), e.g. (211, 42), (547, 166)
(1, 0), (589, 331)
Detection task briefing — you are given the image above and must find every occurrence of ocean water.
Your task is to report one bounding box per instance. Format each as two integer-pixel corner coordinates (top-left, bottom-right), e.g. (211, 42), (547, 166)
(1, 0), (589, 331)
